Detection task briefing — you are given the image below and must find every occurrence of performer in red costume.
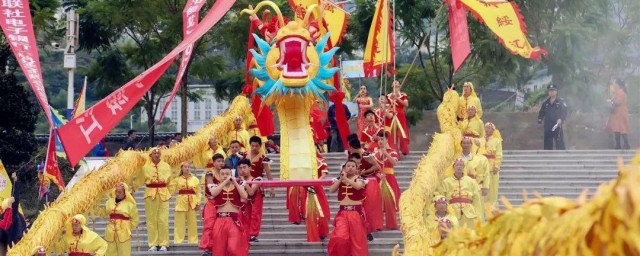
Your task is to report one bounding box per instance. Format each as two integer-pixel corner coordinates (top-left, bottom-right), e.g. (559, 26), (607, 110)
(242, 136), (273, 242)
(375, 96), (393, 140)
(237, 159), (262, 243)
(209, 167), (249, 256)
(198, 153), (224, 255)
(374, 132), (401, 230)
(300, 153), (331, 242)
(353, 85), (374, 138)
(328, 160), (369, 256)
(386, 80), (410, 155)
(349, 152), (383, 241)
(360, 110), (383, 152)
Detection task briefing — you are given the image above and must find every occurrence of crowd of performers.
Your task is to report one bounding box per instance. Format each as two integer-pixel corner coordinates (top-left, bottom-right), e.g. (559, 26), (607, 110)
(28, 81), (504, 255)
(427, 82), (504, 242)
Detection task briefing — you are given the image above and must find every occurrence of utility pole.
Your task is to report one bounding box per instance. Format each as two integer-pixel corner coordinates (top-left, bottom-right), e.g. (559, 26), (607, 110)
(64, 9), (79, 119)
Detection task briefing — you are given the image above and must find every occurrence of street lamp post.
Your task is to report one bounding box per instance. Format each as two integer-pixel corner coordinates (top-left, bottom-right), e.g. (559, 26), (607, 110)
(65, 9), (79, 119)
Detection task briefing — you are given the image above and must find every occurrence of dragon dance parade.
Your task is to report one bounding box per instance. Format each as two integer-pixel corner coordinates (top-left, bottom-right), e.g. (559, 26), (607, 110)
(0, 0), (638, 255)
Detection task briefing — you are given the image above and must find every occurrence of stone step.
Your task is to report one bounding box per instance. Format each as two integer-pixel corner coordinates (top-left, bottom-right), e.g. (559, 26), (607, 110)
(131, 248), (396, 256)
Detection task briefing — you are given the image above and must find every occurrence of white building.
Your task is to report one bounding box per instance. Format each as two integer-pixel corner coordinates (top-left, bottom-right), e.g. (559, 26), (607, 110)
(141, 84), (230, 132)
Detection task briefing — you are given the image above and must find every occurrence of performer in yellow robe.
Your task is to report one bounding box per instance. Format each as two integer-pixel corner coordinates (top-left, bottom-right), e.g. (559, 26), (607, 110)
(476, 122), (503, 212)
(426, 195), (459, 244)
(459, 105), (485, 139)
(134, 148), (173, 251)
(62, 214), (108, 256)
(100, 182), (139, 256)
(193, 137), (226, 169)
(437, 159), (480, 229)
(170, 162), (201, 244)
(457, 82), (483, 120)
(226, 116), (251, 152)
(460, 137), (490, 222)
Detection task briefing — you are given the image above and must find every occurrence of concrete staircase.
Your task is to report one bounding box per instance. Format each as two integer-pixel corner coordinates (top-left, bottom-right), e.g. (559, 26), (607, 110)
(86, 150), (635, 255)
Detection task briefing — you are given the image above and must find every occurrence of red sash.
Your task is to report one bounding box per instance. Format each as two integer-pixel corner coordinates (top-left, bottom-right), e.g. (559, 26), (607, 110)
(339, 205), (366, 221)
(146, 183), (167, 188)
(484, 154), (495, 159)
(69, 253), (92, 256)
(216, 212), (243, 231)
(109, 213), (131, 221)
(179, 189), (196, 195)
(463, 133), (479, 138)
(449, 198), (472, 204)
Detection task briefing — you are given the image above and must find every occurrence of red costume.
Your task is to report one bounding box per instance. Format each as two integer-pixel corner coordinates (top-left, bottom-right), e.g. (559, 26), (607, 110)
(198, 173), (219, 252)
(303, 155), (331, 242)
(243, 153), (269, 239)
(386, 92), (410, 155)
(243, 175), (264, 239)
(358, 153), (383, 233)
(327, 179), (369, 256)
(211, 185), (248, 256)
(375, 148), (401, 230)
(360, 124), (383, 153)
(355, 97), (372, 138)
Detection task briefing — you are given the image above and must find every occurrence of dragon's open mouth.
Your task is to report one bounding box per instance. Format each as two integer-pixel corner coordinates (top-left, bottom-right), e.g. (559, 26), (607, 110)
(277, 36), (310, 79)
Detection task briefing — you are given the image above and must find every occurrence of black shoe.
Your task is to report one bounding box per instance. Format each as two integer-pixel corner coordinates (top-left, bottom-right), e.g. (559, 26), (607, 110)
(320, 236), (326, 241)
(293, 222), (300, 225)
(201, 251), (211, 256)
(250, 236), (259, 242)
(367, 234), (374, 241)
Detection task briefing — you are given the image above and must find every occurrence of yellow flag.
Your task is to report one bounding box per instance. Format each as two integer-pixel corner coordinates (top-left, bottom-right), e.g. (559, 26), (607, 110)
(459, 0), (546, 59)
(72, 77), (87, 119)
(363, 0), (395, 77)
(288, 0), (349, 47)
(0, 161), (12, 205)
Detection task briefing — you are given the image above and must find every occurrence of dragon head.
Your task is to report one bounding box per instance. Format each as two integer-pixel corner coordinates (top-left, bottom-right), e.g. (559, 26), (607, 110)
(242, 1), (339, 105)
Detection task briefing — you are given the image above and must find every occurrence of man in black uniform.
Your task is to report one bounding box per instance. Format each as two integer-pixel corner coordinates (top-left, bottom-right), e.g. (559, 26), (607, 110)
(537, 84), (567, 150)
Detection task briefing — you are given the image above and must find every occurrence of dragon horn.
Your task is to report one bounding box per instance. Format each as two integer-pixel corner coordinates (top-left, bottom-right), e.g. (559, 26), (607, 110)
(241, 1), (284, 28)
(303, 4), (322, 28)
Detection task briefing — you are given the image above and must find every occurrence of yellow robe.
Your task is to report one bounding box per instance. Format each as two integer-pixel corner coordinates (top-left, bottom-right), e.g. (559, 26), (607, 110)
(477, 136), (503, 210)
(426, 211), (459, 244)
(457, 83), (483, 119)
(192, 146), (227, 169)
(63, 229), (108, 256)
(462, 153), (490, 222)
(436, 176), (479, 228)
(460, 116), (485, 139)
(170, 175), (201, 244)
(100, 196), (139, 256)
(226, 129), (251, 152)
(137, 160), (173, 247)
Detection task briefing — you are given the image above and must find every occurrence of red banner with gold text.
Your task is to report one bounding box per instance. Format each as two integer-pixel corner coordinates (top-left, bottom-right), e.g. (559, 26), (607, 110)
(0, 0), (53, 126)
(158, 0), (207, 122)
(58, 0), (235, 166)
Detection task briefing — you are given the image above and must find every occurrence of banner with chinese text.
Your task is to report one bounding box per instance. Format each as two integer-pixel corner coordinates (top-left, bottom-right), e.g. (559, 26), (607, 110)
(459, 0), (547, 59)
(0, 0), (52, 126)
(57, 0), (235, 166)
(158, 0), (208, 122)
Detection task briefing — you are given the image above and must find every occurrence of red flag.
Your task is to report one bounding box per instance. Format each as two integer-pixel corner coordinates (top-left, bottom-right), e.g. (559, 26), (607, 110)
(0, 1), (53, 126)
(58, 0), (236, 166)
(448, 0), (471, 72)
(158, 0), (208, 122)
(44, 130), (65, 191)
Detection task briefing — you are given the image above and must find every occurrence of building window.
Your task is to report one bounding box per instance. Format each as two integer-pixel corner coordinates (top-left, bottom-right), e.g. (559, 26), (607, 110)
(216, 101), (224, 115)
(205, 99), (212, 118)
(171, 110), (177, 121)
(194, 109), (201, 120)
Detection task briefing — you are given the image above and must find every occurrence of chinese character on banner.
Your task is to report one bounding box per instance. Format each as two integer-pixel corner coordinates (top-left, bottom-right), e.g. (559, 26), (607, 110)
(496, 16), (513, 27)
(0, 0), (53, 126)
(158, 0), (208, 122)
